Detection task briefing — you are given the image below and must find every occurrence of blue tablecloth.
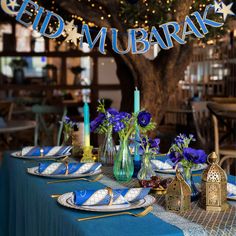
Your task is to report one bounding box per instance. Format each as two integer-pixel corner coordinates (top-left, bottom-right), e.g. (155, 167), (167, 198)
(0, 152), (184, 236)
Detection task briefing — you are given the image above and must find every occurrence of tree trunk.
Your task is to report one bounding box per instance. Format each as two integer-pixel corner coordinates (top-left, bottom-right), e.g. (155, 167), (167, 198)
(57, 0), (194, 127)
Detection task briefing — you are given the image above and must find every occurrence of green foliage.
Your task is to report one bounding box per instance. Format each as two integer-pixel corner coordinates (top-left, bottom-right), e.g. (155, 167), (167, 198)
(119, 0), (227, 40)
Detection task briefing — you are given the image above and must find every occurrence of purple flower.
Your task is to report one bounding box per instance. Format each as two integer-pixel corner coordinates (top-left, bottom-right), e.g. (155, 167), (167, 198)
(109, 112), (131, 124)
(137, 111), (151, 127)
(183, 148), (207, 164)
(63, 116), (70, 124)
(90, 113), (105, 132)
(113, 121), (125, 133)
(172, 133), (195, 149)
(149, 138), (160, 148)
(107, 108), (119, 116)
(169, 151), (183, 165)
(119, 112), (131, 119)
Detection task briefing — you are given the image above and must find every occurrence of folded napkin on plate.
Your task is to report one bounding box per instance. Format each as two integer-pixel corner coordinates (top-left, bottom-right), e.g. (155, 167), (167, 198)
(151, 159), (174, 170)
(38, 162), (101, 175)
(227, 183), (236, 197)
(73, 188), (150, 206)
(22, 146), (72, 157)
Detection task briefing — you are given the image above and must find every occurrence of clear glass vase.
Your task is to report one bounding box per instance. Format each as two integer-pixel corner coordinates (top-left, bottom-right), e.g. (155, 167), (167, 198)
(182, 166), (200, 202)
(113, 139), (134, 182)
(62, 130), (72, 145)
(137, 153), (156, 181)
(99, 127), (116, 166)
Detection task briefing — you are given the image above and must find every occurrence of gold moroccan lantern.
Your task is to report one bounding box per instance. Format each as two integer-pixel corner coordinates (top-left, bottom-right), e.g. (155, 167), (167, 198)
(201, 152), (229, 211)
(165, 168), (191, 212)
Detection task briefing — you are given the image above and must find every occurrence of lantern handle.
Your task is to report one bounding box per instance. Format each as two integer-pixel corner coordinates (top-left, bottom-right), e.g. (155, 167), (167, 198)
(207, 152), (219, 164)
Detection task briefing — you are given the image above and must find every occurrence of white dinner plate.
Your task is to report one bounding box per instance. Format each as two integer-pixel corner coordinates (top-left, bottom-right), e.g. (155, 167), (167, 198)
(11, 151), (71, 160)
(152, 162), (207, 174)
(27, 167), (102, 179)
(57, 192), (156, 212)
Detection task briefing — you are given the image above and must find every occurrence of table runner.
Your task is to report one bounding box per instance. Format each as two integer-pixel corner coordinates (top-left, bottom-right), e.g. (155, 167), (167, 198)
(0, 152), (235, 236)
(101, 167), (236, 236)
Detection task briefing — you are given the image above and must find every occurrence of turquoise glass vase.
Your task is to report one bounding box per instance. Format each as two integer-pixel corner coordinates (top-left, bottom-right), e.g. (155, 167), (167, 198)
(113, 139), (134, 182)
(182, 166), (200, 202)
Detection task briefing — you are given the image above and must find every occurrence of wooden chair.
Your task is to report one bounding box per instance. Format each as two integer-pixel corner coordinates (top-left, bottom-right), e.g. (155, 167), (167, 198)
(0, 101), (13, 121)
(191, 101), (213, 152)
(32, 105), (67, 146)
(219, 156), (236, 175)
(207, 102), (236, 174)
(211, 97), (236, 104)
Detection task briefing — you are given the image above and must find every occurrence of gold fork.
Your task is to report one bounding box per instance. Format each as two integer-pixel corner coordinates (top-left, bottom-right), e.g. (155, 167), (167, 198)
(77, 206), (153, 222)
(47, 174), (103, 184)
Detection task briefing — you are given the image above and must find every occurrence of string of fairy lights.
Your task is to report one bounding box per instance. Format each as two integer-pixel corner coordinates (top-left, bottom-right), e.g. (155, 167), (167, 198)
(28, 0), (229, 48)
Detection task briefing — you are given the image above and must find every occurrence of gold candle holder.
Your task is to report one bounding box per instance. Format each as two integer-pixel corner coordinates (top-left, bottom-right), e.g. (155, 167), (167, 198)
(165, 168), (191, 213)
(201, 152), (229, 211)
(80, 146), (95, 163)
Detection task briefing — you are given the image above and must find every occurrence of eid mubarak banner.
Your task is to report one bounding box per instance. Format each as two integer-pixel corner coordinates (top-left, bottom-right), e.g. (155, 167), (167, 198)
(1, 0), (235, 54)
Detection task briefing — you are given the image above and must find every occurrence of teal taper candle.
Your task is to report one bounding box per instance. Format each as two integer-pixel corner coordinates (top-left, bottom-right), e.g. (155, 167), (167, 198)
(134, 87), (140, 162)
(83, 102), (90, 147)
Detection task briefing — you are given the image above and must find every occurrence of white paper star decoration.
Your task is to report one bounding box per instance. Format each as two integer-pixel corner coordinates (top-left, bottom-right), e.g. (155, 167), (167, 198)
(214, 1), (222, 13)
(63, 20), (83, 46)
(64, 20), (75, 34)
(65, 27), (83, 46)
(215, 1), (235, 21)
(7, 0), (19, 11)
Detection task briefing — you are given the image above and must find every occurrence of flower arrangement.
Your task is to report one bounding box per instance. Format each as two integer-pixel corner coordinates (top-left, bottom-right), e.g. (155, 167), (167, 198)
(139, 136), (160, 156)
(168, 134), (207, 169)
(90, 100), (156, 139)
(168, 133), (207, 201)
(90, 100), (118, 134)
(62, 116), (79, 132)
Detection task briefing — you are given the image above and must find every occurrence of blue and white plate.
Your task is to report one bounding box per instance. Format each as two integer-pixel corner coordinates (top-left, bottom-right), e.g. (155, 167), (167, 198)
(151, 159), (207, 174)
(27, 166), (102, 179)
(57, 192), (156, 212)
(11, 151), (70, 160)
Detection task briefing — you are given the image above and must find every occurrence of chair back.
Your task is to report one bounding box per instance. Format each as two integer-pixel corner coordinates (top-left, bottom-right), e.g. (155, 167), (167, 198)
(191, 101), (212, 150)
(32, 105), (67, 146)
(211, 97), (236, 104)
(0, 101), (13, 121)
(207, 102), (236, 156)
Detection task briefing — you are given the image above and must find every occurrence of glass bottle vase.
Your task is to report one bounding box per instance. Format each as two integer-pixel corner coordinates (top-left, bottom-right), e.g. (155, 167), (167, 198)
(182, 166), (200, 202)
(113, 139), (134, 182)
(137, 153), (156, 181)
(99, 127), (116, 166)
(62, 130), (72, 145)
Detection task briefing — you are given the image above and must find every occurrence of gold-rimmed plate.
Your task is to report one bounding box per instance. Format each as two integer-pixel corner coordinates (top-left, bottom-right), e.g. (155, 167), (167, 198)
(27, 167), (102, 179)
(57, 192), (156, 212)
(11, 151), (71, 160)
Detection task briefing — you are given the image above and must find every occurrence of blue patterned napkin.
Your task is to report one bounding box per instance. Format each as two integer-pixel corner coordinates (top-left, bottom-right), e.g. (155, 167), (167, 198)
(22, 146), (72, 157)
(38, 162), (101, 175)
(73, 188), (150, 206)
(227, 183), (236, 198)
(151, 159), (174, 170)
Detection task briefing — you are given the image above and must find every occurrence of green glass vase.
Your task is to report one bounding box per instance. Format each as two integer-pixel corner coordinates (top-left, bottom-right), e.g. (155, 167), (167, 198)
(113, 139), (134, 182)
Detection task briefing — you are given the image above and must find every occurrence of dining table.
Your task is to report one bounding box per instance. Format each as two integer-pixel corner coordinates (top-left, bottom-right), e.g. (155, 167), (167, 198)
(0, 152), (236, 236)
